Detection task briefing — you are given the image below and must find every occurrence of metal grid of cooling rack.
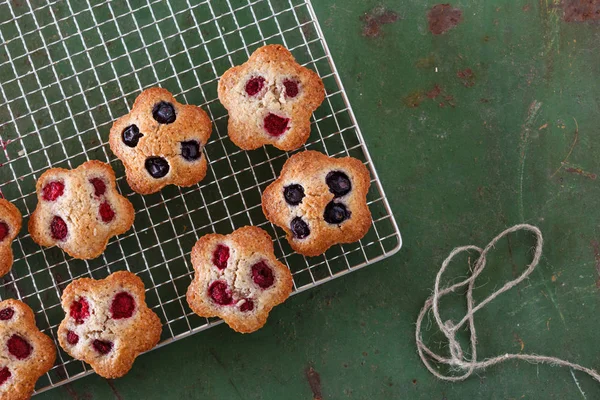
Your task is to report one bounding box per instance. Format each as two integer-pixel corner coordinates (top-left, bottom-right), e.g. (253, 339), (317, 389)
(0, 0), (401, 395)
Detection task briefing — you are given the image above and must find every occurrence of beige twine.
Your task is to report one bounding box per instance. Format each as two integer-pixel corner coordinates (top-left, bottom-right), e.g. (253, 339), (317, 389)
(415, 224), (600, 383)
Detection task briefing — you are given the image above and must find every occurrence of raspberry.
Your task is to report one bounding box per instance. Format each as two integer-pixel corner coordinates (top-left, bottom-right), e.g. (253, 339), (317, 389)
(283, 79), (299, 98)
(212, 244), (230, 270)
(92, 339), (113, 355)
(89, 178), (106, 196)
(251, 261), (274, 289)
(0, 307), (14, 321)
(0, 222), (8, 242)
(66, 330), (79, 345)
(42, 181), (65, 201)
(99, 202), (115, 223)
(264, 113), (289, 136)
(7, 335), (32, 360)
(239, 299), (254, 312)
(208, 281), (233, 305)
(70, 297), (90, 324)
(111, 292), (135, 319)
(0, 367), (10, 386)
(245, 76), (265, 96)
(50, 216), (68, 241)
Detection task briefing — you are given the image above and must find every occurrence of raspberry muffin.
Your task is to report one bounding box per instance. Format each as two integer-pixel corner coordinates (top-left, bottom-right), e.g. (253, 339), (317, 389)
(0, 299), (56, 400)
(57, 271), (162, 379)
(109, 87), (213, 194)
(186, 226), (293, 333)
(28, 161), (134, 260)
(262, 150), (372, 256)
(0, 199), (22, 277)
(218, 44), (325, 151)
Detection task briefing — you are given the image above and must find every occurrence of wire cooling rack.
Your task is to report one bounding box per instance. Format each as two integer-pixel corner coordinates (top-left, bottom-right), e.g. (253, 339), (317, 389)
(0, 0), (401, 394)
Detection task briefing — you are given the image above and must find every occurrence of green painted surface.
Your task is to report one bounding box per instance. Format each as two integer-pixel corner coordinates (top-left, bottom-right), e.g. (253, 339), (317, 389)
(39, 0), (600, 399)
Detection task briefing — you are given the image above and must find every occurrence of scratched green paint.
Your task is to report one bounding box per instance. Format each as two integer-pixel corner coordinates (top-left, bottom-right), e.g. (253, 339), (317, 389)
(40, 0), (600, 399)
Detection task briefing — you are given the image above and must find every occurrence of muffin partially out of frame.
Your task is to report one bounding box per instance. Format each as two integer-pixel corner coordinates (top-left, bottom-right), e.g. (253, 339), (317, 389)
(0, 299), (56, 400)
(0, 199), (22, 277)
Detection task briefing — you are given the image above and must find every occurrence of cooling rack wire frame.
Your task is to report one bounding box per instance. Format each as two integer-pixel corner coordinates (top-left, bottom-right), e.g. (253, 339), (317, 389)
(0, 0), (402, 394)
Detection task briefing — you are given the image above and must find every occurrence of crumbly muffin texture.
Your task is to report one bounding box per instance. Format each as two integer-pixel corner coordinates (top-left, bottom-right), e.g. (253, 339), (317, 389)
(28, 160), (134, 260)
(109, 87), (213, 194)
(262, 150), (372, 256)
(57, 271), (162, 379)
(186, 226), (293, 333)
(0, 299), (56, 400)
(0, 199), (22, 277)
(218, 44), (325, 151)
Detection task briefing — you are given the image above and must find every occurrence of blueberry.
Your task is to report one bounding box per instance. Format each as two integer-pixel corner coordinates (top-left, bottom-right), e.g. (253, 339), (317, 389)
(122, 124), (143, 147)
(145, 157), (170, 178)
(283, 184), (305, 206)
(326, 171), (351, 198)
(181, 140), (201, 161)
(323, 201), (351, 224)
(290, 217), (310, 239)
(152, 101), (176, 124)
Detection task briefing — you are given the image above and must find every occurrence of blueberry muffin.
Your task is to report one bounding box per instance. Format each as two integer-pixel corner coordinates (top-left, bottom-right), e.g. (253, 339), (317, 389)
(0, 199), (22, 277)
(218, 44), (325, 151)
(57, 271), (162, 379)
(28, 161), (134, 260)
(262, 150), (372, 256)
(109, 87), (213, 194)
(186, 226), (293, 333)
(0, 299), (56, 400)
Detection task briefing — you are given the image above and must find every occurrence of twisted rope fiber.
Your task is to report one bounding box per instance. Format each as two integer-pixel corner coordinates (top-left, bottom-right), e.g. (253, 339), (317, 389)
(415, 224), (600, 383)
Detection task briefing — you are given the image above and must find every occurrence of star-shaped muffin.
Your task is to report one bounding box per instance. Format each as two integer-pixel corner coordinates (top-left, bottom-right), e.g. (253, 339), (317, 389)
(186, 226), (293, 333)
(0, 199), (22, 277)
(57, 271), (162, 379)
(218, 44), (325, 151)
(28, 161), (134, 260)
(109, 87), (213, 194)
(0, 299), (56, 400)
(262, 150), (372, 256)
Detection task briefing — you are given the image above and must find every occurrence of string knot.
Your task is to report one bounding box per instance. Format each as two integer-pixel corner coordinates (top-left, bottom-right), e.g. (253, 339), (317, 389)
(415, 224), (600, 384)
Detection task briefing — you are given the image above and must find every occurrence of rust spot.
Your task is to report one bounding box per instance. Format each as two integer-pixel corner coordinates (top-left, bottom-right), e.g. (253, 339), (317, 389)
(562, 0), (600, 23)
(427, 4), (463, 35)
(415, 54), (437, 69)
(405, 85), (455, 108)
(305, 366), (323, 400)
(590, 240), (600, 287)
(513, 333), (525, 351)
(403, 91), (425, 108)
(360, 6), (400, 38)
(564, 167), (597, 180)
(106, 380), (123, 400)
(426, 84), (442, 99)
(457, 68), (475, 87)
(412, 379), (418, 385)
(523, 4), (531, 11)
(0, 140), (10, 150)
(444, 94), (456, 107)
